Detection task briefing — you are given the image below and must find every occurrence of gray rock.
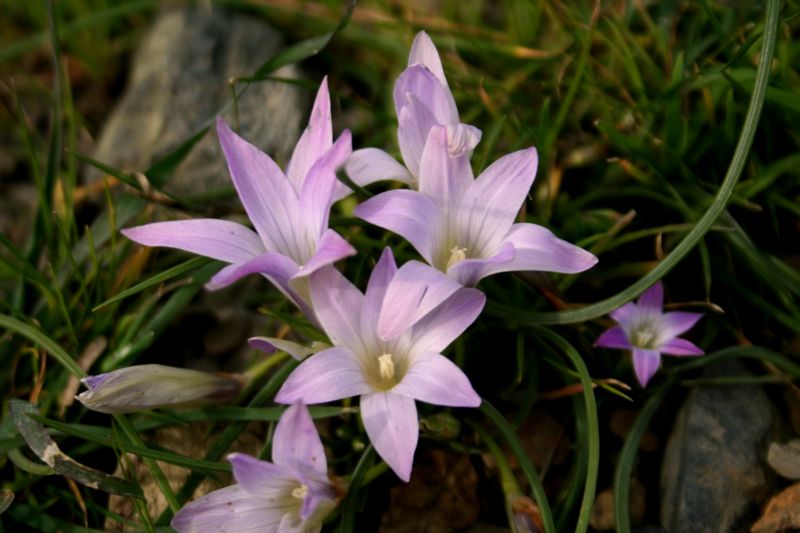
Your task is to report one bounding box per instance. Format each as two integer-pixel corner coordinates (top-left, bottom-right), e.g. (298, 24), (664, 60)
(660, 361), (776, 532)
(87, 3), (305, 199)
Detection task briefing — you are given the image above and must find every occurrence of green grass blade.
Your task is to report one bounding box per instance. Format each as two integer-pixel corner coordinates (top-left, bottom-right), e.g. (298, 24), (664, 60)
(0, 314), (84, 378)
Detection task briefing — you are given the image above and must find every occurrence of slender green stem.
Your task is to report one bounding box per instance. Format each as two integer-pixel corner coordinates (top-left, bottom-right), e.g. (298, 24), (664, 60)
(480, 400), (556, 533)
(487, 0), (780, 325)
(338, 444), (374, 532)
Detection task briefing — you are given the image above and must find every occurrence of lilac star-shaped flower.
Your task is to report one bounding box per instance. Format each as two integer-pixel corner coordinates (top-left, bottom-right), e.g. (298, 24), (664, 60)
(121, 78), (354, 321)
(171, 402), (337, 533)
(345, 30), (481, 190)
(275, 248), (484, 481)
(594, 282), (704, 387)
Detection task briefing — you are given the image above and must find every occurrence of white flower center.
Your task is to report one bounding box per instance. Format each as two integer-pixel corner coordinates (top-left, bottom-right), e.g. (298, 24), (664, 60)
(291, 484), (309, 500)
(446, 246), (468, 269)
(632, 327), (657, 349)
(378, 353), (396, 380)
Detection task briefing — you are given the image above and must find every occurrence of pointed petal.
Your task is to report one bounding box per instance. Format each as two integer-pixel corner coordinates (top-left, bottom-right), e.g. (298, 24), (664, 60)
(360, 248), (398, 346)
(248, 337), (318, 361)
(206, 251), (297, 291)
(290, 229), (355, 279)
(343, 148), (415, 191)
(171, 484), (287, 533)
(378, 261), (464, 340)
(410, 288), (485, 353)
(286, 77), (333, 190)
(272, 402), (327, 474)
(397, 92), (438, 178)
(275, 347), (371, 404)
(217, 117), (302, 259)
(632, 348), (661, 387)
(637, 282), (663, 312)
(299, 130), (352, 237)
(393, 351), (480, 407)
(408, 31), (447, 87)
(477, 223), (598, 279)
(609, 302), (639, 329)
(360, 392), (418, 482)
(417, 125), (474, 207)
(658, 311), (704, 340)
(659, 338), (704, 356)
(456, 147), (538, 256)
(394, 65), (458, 126)
(354, 190), (442, 264)
(446, 241), (515, 286)
(594, 326), (633, 350)
(228, 453), (297, 495)
(309, 267), (365, 353)
(121, 219), (265, 264)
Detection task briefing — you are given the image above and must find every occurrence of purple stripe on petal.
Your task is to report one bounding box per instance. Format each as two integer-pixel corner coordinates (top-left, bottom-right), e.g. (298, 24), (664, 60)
(272, 402), (328, 475)
(360, 392), (418, 482)
(659, 338), (704, 356)
(377, 261), (463, 341)
(637, 282), (664, 312)
(658, 311), (704, 340)
(121, 219), (265, 265)
(393, 351), (480, 407)
(355, 189), (442, 264)
(594, 326), (633, 350)
(632, 348), (661, 387)
(286, 77), (333, 191)
(275, 347), (371, 405)
(409, 288), (485, 354)
(343, 148), (415, 192)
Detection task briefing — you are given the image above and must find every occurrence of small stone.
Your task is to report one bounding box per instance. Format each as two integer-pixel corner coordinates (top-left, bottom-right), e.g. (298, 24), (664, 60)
(767, 440), (800, 479)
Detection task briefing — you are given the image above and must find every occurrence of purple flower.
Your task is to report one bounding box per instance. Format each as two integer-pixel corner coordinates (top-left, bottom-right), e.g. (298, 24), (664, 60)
(171, 402), (337, 533)
(345, 31), (481, 189)
(275, 249), (484, 482)
(122, 78), (355, 320)
(353, 125), (597, 338)
(594, 282), (704, 387)
(77, 364), (242, 414)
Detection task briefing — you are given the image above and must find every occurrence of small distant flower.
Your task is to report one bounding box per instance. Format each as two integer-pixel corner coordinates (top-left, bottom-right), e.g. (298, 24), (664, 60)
(122, 78), (354, 321)
(345, 30), (481, 189)
(594, 282), (704, 387)
(275, 248), (484, 481)
(77, 365), (242, 414)
(172, 402), (336, 533)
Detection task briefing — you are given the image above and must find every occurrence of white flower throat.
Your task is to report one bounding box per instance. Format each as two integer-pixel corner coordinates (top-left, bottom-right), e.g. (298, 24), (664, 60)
(446, 246), (468, 269)
(632, 325), (657, 349)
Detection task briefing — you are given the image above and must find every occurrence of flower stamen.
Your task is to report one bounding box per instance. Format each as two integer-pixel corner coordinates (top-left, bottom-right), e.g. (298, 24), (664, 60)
(378, 353), (396, 381)
(446, 246), (468, 269)
(291, 484), (309, 500)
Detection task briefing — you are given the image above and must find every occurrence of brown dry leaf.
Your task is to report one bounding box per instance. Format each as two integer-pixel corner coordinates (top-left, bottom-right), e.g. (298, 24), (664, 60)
(751, 482), (800, 533)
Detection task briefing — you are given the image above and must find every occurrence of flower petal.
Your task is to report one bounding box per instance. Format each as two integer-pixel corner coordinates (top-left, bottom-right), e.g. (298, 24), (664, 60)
(609, 302), (639, 330)
(206, 251), (297, 292)
(407, 31), (447, 87)
(394, 65), (458, 127)
(354, 190), (442, 264)
(659, 338), (704, 356)
(480, 223), (598, 278)
(456, 147), (538, 257)
(378, 261), (464, 341)
(309, 267), (365, 353)
(410, 288), (485, 353)
(360, 248), (398, 348)
(217, 117), (302, 259)
(290, 229), (355, 280)
(417, 125), (474, 208)
(286, 77), (333, 191)
(299, 129), (352, 238)
(171, 484), (287, 533)
(594, 326), (633, 350)
(272, 402), (327, 475)
(658, 311), (704, 340)
(228, 453), (297, 495)
(343, 148), (415, 192)
(632, 348), (661, 387)
(393, 351), (480, 407)
(275, 347), (371, 405)
(637, 282), (663, 313)
(397, 92), (438, 178)
(446, 241), (516, 287)
(360, 392), (418, 482)
(121, 219), (265, 264)
(247, 337), (318, 361)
